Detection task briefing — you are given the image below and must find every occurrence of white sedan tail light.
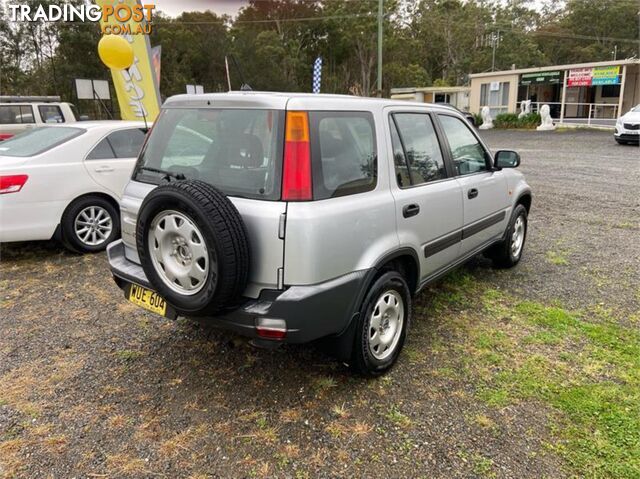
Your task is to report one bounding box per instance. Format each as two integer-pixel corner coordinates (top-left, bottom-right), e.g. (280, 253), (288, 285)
(0, 175), (28, 194)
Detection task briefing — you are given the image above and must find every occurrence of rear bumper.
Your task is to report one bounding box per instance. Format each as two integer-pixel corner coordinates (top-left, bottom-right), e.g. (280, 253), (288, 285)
(107, 240), (368, 344)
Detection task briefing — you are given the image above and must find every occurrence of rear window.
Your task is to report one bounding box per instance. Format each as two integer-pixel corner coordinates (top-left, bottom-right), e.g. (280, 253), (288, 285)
(0, 105), (34, 124)
(134, 108), (284, 200)
(309, 111), (376, 200)
(0, 127), (84, 157)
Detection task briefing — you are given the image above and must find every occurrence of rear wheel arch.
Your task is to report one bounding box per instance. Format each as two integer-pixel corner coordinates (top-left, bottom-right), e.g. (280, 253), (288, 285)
(60, 192), (120, 224)
(365, 248), (421, 300)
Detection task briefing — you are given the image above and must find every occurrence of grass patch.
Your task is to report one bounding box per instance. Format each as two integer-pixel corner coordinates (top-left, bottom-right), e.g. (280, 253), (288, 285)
(428, 272), (640, 477)
(384, 406), (412, 428)
(476, 296), (640, 477)
(545, 250), (569, 265)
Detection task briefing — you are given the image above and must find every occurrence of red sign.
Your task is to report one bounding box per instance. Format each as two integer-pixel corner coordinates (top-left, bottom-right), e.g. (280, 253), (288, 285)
(567, 67), (592, 87)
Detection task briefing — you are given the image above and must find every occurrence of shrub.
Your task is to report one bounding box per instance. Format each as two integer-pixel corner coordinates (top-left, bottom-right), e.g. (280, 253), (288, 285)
(494, 113), (520, 129)
(518, 112), (541, 128)
(493, 112), (541, 129)
(473, 113), (483, 127)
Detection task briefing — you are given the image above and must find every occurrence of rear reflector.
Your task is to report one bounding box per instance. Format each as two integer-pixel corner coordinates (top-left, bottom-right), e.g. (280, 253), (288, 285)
(282, 111), (312, 201)
(256, 318), (287, 340)
(0, 175), (28, 194)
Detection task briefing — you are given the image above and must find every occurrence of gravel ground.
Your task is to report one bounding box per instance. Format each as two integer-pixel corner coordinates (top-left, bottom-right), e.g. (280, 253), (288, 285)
(0, 129), (638, 478)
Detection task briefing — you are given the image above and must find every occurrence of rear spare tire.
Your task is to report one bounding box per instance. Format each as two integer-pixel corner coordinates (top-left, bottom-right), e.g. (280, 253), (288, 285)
(136, 180), (250, 316)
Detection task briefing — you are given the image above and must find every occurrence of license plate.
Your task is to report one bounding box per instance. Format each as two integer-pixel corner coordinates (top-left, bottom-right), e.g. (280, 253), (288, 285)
(126, 283), (175, 318)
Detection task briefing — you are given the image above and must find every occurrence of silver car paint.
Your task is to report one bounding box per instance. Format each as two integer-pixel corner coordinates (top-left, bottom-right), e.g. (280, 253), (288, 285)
(120, 92), (530, 299)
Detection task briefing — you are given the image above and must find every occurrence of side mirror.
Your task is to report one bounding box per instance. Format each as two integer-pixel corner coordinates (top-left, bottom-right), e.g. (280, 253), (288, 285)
(494, 150), (520, 169)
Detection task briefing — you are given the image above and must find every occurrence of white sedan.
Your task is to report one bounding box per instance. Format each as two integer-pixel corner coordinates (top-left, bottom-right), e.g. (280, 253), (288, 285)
(0, 121), (148, 253)
(615, 104), (640, 145)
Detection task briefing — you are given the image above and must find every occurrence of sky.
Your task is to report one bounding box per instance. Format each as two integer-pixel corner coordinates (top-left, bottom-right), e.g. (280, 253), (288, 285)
(152, 0), (249, 18)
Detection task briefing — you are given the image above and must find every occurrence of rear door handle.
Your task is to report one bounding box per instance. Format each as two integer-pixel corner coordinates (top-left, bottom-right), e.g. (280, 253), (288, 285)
(467, 188), (479, 199)
(402, 204), (420, 218)
(95, 166), (114, 173)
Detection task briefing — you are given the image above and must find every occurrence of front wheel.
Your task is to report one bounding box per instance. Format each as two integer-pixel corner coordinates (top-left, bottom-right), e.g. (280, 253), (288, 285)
(351, 271), (411, 376)
(487, 204), (528, 268)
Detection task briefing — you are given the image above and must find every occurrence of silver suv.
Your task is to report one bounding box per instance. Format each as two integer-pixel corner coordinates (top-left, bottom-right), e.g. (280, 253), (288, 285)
(107, 92), (532, 375)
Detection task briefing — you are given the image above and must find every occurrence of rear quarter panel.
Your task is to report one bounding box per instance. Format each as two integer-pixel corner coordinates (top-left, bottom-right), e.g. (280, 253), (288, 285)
(283, 105), (400, 285)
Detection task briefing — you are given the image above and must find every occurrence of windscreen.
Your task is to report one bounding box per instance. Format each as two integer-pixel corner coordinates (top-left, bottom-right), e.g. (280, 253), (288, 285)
(0, 127), (84, 157)
(134, 108), (284, 200)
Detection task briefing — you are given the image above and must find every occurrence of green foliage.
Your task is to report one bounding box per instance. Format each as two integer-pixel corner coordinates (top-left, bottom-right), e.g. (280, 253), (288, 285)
(1, 0), (637, 115)
(494, 113), (521, 129)
(494, 113), (541, 129)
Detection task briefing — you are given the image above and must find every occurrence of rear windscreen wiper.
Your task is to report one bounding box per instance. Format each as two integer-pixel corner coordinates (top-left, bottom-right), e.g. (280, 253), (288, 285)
(138, 166), (185, 181)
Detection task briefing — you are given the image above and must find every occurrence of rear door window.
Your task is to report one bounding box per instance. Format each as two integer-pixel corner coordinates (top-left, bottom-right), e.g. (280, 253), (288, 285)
(87, 129), (147, 160)
(391, 113), (447, 186)
(309, 111), (376, 199)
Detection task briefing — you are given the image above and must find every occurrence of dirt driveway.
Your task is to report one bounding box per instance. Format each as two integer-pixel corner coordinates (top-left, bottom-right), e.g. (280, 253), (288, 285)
(1, 129), (638, 478)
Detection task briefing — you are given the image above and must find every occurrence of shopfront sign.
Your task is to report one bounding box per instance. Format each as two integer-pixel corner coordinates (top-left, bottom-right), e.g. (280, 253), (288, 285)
(592, 66), (620, 85)
(567, 68), (592, 86)
(520, 70), (561, 85)
(567, 66), (620, 87)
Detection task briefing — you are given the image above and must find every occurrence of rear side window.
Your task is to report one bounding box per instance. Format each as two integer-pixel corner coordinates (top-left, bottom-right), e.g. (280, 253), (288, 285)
(309, 111), (376, 200)
(87, 129), (147, 160)
(107, 128), (147, 158)
(135, 108), (284, 200)
(391, 113), (447, 186)
(0, 105), (34, 124)
(38, 105), (65, 123)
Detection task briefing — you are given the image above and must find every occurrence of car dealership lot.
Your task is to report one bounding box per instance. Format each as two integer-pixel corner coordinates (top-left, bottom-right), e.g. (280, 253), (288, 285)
(1, 130), (638, 478)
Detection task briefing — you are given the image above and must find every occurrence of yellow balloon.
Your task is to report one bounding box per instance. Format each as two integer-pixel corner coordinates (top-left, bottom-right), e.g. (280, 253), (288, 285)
(98, 35), (134, 70)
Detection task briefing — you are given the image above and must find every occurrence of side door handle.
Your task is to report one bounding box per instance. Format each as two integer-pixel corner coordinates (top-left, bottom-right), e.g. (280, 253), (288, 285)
(94, 166), (114, 173)
(402, 204), (420, 218)
(467, 188), (479, 199)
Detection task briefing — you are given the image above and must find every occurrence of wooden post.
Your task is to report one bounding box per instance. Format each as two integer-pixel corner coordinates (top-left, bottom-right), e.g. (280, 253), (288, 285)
(560, 70), (568, 124)
(617, 65), (627, 119)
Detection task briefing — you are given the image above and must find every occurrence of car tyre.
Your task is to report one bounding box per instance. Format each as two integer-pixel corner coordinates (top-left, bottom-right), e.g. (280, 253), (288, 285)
(60, 195), (120, 253)
(351, 271), (411, 377)
(488, 204), (528, 268)
(136, 180), (250, 316)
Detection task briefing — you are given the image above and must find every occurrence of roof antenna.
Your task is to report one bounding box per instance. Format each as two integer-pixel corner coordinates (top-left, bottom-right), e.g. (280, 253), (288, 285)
(230, 55), (252, 91)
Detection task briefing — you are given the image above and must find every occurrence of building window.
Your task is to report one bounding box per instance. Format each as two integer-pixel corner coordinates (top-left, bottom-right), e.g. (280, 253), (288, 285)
(480, 82), (510, 117)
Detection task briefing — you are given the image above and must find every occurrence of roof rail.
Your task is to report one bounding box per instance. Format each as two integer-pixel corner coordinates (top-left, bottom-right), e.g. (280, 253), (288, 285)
(0, 95), (62, 103)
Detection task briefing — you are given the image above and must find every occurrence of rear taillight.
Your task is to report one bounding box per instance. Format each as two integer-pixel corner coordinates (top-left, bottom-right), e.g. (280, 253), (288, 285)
(282, 111), (312, 201)
(0, 134), (14, 141)
(0, 175), (28, 194)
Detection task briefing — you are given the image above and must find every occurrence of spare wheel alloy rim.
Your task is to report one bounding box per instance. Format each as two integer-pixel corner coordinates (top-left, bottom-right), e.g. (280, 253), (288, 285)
(74, 206), (113, 246)
(368, 289), (404, 360)
(148, 210), (214, 295)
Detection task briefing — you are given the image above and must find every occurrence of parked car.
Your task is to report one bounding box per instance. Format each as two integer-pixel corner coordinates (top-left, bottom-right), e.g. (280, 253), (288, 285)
(0, 97), (79, 141)
(614, 104), (640, 145)
(107, 92), (532, 375)
(0, 121), (148, 253)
